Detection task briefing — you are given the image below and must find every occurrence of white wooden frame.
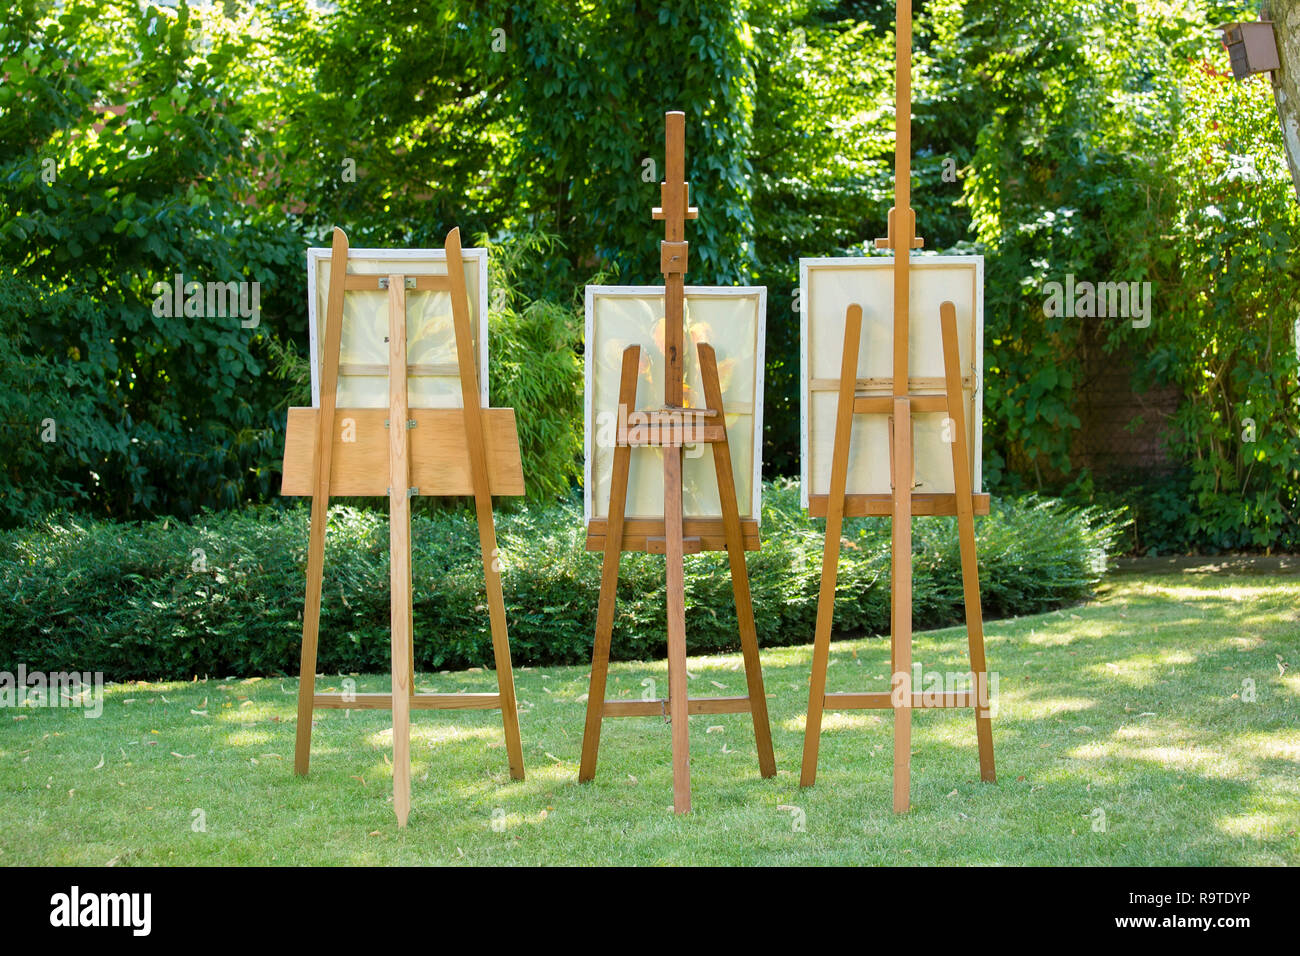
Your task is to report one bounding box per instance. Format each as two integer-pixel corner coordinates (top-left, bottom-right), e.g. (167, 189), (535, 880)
(306, 245), (490, 409)
(799, 256), (984, 508)
(583, 284), (767, 523)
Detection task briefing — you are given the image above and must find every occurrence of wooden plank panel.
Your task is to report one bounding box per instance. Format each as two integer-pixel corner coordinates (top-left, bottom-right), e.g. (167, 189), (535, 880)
(620, 424), (725, 446)
(807, 492), (990, 518)
(855, 394), (948, 414)
(587, 512), (763, 549)
(281, 407), (525, 497)
(645, 536), (702, 555)
(590, 532), (759, 553)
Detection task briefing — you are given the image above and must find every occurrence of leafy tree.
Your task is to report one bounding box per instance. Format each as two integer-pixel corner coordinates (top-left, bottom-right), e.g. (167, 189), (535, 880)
(0, 1), (300, 525)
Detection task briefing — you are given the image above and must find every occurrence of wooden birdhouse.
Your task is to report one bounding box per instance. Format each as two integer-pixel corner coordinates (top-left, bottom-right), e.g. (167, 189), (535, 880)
(1218, 20), (1281, 80)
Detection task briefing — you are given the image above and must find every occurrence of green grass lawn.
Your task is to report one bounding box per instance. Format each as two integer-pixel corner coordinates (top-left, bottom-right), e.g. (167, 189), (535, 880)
(2, 571), (1297, 866)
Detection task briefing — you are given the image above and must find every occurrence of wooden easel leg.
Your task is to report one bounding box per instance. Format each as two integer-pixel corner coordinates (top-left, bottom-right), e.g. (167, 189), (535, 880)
(800, 305), (863, 787)
(940, 302), (995, 782)
(408, 552), (415, 697)
(389, 489), (413, 826)
(579, 346), (640, 783)
(387, 275), (413, 827)
(294, 227), (350, 777)
(479, 508), (525, 781)
(664, 444), (691, 814)
(294, 496), (327, 775)
(697, 343), (775, 779)
(891, 396), (913, 814)
(442, 228), (525, 781)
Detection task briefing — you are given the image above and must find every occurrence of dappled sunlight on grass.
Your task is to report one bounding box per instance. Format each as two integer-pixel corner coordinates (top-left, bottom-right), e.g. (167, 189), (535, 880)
(1234, 730), (1300, 762)
(221, 729), (273, 747)
(367, 723), (499, 750)
(819, 712), (886, 733)
(1005, 695), (1095, 719)
(1131, 581), (1285, 603)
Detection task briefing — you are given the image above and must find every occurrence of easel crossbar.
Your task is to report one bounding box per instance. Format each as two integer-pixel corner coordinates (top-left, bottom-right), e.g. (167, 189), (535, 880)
(603, 696), (757, 717)
(824, 691), (988, 711)
(314, 692), (502, 711)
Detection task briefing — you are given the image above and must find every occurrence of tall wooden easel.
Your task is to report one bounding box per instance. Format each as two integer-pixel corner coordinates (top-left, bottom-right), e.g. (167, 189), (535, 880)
(579, 111), (776, 814)
(282, 226), (526, 827)
(798, 0), (996, 811)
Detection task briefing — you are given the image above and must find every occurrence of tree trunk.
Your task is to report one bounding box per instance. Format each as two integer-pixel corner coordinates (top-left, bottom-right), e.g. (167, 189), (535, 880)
(1270, 1), (1300, 200)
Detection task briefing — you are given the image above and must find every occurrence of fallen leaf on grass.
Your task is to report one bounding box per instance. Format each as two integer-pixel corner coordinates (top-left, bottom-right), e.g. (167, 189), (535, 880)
(93, 755), (105, 770)
(171, 752), (195, 759)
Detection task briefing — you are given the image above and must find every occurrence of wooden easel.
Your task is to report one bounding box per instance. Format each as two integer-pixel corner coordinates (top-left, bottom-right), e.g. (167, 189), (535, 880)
(282, 226), (526, 826)
(578, 111), (776, 814)
(798, 0), (996, 812)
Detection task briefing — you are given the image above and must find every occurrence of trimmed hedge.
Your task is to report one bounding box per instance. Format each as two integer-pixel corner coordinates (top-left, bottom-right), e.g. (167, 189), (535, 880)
(0, 481), (1124, 681)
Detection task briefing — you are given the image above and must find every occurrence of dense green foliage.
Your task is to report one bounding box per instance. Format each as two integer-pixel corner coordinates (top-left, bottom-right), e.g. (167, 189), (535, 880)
(0, 483), (1122, 680)
(2, 0), (1296, 551)
(0, 2), (301, 524)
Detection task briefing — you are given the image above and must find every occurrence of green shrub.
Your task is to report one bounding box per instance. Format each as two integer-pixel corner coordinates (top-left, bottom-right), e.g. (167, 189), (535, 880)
(0, 483), (1124, 681)
(0, 2), (301, 526)
(483, 232), (587, 503)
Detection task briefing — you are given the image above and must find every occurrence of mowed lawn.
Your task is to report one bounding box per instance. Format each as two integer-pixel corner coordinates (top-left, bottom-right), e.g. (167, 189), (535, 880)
(1, 571), (1297, 866)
